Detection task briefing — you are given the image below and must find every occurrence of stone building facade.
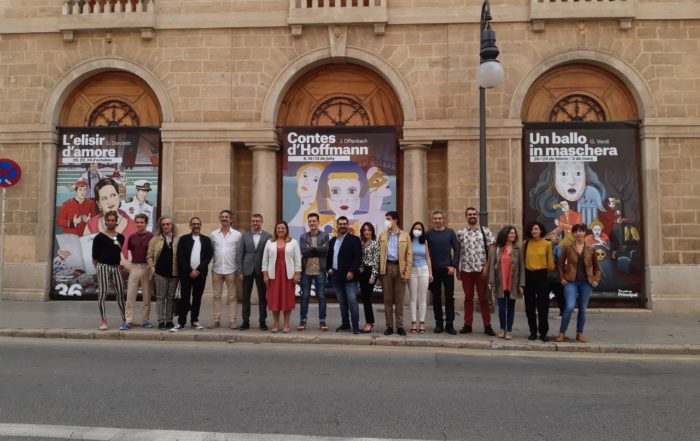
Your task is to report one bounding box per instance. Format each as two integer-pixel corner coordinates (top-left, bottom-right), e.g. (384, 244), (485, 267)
(0, 0), (698, 313)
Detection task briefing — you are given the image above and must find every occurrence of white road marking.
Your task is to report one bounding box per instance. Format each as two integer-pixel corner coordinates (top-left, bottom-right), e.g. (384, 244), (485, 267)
(0, 423), (441, 441)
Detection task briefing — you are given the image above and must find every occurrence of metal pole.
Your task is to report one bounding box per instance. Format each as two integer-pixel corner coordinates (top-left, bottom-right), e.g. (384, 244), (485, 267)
(479, 86), (488, 227)
(0, 187), (6, 300)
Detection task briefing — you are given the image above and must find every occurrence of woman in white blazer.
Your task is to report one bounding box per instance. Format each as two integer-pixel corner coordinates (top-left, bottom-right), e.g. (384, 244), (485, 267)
(262, 221), (302, 333)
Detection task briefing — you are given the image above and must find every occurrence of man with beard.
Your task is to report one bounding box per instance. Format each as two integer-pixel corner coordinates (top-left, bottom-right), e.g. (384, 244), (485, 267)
(173, 217), (213, 331)
(456, 207), (496, 336)
(326, 216), (362, 334)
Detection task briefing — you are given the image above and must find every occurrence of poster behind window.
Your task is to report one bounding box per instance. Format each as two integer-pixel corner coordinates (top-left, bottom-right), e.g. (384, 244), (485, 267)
(523, 122), (643, 300)
(51, 127), (160, 300)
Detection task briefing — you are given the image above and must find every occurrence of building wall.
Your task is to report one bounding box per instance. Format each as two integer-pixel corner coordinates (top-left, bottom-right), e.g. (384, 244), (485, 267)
(0, 0), (698, 310)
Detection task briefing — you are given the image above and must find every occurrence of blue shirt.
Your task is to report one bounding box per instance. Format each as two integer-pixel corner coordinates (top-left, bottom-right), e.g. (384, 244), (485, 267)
(412, 238), (427, 268)
(387, 229), (399, 261)
(333, 233), (345, 270)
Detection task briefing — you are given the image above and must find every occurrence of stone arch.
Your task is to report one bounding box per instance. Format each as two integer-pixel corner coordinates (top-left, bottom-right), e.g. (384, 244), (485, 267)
(261, 46), (417, 125)
(42, 57), (173, 126)
(509, 49), (656, 121)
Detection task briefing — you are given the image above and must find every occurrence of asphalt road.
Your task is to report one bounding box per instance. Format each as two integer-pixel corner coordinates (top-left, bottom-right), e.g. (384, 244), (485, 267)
(0, 338), (698, 441)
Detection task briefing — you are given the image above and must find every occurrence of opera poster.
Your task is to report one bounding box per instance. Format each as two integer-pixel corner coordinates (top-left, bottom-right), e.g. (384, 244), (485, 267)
(282, 126), (398, 297)
(50, 127), (160, 300)
(523, 122), (643, 300)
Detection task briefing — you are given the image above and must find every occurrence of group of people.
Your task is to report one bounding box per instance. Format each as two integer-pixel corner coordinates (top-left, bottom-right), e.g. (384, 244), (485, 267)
(92, 207), (600, 342)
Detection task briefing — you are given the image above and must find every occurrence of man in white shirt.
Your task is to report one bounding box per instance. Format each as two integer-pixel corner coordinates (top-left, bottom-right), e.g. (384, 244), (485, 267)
(209, 210), (243, 329)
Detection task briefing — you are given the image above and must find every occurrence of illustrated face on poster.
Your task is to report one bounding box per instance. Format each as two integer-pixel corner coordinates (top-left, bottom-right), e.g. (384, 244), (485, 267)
(554, 161), (586, 201)
(523, 123), (643, 300)
(51, 127), (160, 299)
(296, 164), (322, 200)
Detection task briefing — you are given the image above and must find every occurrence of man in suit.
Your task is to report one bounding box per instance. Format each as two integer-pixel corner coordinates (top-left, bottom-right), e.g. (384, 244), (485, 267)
(173, 217), (214, 331)
(238, 213), (272, 330)
(326, 216), (362, 334)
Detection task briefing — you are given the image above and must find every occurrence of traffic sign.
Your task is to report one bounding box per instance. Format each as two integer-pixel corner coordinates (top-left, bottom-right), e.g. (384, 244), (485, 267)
(0, 158), (21, 188)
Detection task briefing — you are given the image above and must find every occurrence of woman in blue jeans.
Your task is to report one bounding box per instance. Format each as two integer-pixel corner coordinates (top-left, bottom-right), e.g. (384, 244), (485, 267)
(488, 226), (525, 340)
(555, 224), (601, 343)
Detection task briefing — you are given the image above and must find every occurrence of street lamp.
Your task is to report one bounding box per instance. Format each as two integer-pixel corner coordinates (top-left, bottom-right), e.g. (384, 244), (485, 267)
(476, 0), (504, 227)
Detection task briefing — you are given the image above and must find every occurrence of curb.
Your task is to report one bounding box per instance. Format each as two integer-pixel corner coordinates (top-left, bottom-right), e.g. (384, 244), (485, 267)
(1, 328), (698, 355)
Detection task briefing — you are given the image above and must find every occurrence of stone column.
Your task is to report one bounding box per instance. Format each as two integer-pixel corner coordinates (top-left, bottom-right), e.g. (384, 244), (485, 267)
(400, 142), (431, 227)
(248, 143), (279, 228)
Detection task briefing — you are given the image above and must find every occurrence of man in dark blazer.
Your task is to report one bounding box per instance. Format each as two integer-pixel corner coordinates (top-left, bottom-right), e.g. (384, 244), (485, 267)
(174, 216), (213, 331)
(237, 213), (272, 330)
(326, 216), (362, 334)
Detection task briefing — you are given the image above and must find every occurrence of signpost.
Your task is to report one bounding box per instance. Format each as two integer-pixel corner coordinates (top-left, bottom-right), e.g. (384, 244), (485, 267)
(0, 158), (22, 300)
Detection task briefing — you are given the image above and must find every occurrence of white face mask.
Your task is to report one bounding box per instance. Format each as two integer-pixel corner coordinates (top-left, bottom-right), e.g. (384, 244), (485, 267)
(384, 220), (393, 230)
(413, 229), (422, 238)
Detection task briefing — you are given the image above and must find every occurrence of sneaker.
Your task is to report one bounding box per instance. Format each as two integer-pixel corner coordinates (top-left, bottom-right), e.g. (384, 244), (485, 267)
(459, 325), (472, 334)
(158, 322), (166, 330)
(320, 321), (328, 332)
(166, 322), (175, 329)
(98, 320), (108, 331)
(170, 324), (184, 332)
(208, 321), (221, 329)
(297, 320), (307, 331)
(119, 323), (131, 331)
(484, 325), (496, 336)
(192, 322), (204, 330)
(142, 321), (154, 329)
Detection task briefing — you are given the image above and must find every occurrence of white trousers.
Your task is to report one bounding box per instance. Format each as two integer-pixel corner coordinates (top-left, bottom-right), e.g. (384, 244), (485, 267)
(408, 265), (429, 323)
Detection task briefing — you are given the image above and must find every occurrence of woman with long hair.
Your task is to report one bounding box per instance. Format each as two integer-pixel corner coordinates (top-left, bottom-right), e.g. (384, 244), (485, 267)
(523, 221), (555, 341)
(262, 221), (302, 333)
(488, 226), (524, 340)
(408, 221), (433, 334)
(358, 221), (379, 333)
(556, 223), (601, 343)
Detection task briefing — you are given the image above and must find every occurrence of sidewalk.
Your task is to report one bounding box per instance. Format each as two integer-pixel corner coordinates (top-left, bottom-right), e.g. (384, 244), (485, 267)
(0, 300), (698, 355)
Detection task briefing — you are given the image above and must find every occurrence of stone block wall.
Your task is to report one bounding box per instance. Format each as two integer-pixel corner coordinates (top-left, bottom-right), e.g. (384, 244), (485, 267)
(659, 137), (700, 265)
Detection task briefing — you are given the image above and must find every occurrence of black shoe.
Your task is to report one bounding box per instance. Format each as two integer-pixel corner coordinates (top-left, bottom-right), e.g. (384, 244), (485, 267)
(434, 324), (444, 334)
(239, 322), (250, 330)
(528, 334), (537, 341)
(459, 325), (472, 334)
(540, 335), (550, 342)
(352, 329), (360, 335)
(259, 323), (268, 331)
(397, 327), (407, 336)
(158, 322), (166, 330)
(336, 325), (351, 332)
(165, 322), (174, 329)
(384, 327), (394, 336)
(445, 326), (457, 335)
(484, 325), (496, 336)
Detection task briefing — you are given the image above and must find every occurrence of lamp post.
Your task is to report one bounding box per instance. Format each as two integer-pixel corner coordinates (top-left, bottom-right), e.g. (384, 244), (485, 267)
(476, 0), (504, 228)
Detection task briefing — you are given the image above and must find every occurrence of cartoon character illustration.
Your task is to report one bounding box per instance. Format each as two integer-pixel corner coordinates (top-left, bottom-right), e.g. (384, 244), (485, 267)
(359, 166), (392, 235)
(80, 163), (106, 202)
(579, 185), (605, 227)
(585, 219), (610, 248)
(552, 200), (582, 239)
(529, 161), (607, 231)
(120, 179), (155, 231)
(317, 161), (369, 235)
(289, 163), (324, 237)
(57, 180), (97, 236)
(84, 177), (137, 257)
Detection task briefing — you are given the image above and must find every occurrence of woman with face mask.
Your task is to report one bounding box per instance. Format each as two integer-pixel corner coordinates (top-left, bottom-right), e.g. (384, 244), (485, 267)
(408, 222), (433, 333)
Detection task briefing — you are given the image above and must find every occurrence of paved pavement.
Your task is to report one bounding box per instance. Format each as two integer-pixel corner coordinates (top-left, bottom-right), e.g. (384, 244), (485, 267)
(0, 299), (698, 355)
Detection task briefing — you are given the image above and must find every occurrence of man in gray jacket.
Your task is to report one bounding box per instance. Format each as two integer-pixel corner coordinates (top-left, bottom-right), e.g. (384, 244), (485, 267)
(237, 213), (272, 330)
(298, 213), (330, 331)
